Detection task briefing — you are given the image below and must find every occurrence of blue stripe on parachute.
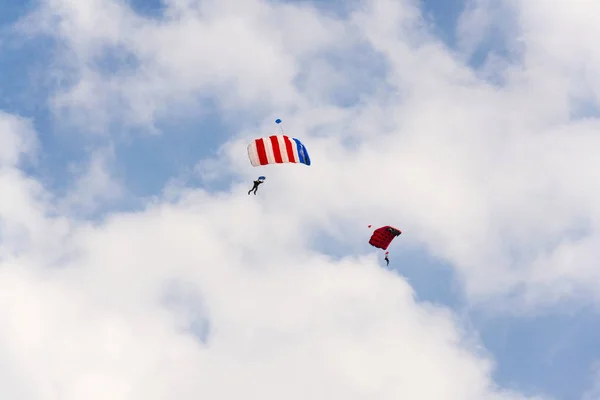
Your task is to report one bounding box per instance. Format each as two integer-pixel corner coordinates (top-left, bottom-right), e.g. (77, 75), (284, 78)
(292, 138), (311, 166)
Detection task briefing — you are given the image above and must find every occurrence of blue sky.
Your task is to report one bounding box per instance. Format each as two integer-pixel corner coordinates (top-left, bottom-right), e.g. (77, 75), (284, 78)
(1, 0), (599, 399)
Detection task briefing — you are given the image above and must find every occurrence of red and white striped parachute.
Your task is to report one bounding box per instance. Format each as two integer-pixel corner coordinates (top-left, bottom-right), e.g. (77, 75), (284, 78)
(247, 135), (311, 167)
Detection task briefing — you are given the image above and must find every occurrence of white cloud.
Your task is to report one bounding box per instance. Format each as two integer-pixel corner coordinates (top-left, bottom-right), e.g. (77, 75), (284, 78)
(59, 145), (123, 215)
(0, 100), (539, 399)
(18, 0), (352, 132)
(5, 0), (600, 396)
(0, 112), (57, 260)
(0, 148), (542, 398)
(0, 111), (38, 168)
(15, 0), (600, 310)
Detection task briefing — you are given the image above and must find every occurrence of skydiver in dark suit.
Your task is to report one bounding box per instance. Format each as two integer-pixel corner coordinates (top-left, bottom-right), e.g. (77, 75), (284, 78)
(248, 179), (263, 195)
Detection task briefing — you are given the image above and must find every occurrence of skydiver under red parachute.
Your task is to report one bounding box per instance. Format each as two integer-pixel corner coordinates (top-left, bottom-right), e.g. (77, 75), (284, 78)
(368, 224), (402, 266)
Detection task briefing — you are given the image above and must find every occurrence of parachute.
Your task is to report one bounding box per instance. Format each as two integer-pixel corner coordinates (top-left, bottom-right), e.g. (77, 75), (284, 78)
(368, 225), (402, 250)
(247, 135), (311, 167)
(258, 176), (265, 181)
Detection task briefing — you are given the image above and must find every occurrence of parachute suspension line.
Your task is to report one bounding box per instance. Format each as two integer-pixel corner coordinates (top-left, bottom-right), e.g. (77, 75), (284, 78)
(275, 118), (284, 134)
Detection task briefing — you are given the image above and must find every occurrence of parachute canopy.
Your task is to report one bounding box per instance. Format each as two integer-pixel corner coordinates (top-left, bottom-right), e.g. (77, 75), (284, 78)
(275, 119), (282, 124)
(258, 176), (266, 181)
(248, 135), (311, 167)
(369, 226), (402, 250)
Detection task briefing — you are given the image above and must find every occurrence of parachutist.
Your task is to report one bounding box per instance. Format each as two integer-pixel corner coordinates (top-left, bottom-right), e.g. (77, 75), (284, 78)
(248, 179), (263, 195)
(385, 254), (389, 266)
(387, 227), (401, 236)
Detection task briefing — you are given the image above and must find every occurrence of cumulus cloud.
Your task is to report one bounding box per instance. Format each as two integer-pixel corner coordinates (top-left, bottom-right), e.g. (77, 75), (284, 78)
(2, 0), (600, 397)
(18, 0), (353, 132)
(0, 114), (540, 399)
(60, 145), (123, 215)
(0, 111), (38, 167)
(0, 121), (540, 398)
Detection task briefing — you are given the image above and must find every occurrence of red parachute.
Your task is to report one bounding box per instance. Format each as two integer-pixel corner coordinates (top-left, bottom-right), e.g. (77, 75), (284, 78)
(368, 225), (402, 250)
